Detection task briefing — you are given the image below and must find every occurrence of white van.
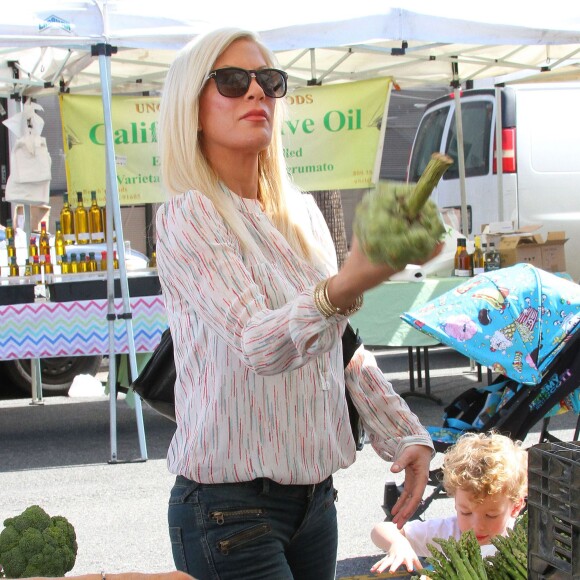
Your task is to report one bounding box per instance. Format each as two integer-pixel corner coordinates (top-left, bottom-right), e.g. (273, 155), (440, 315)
(407, 83), (580, 282)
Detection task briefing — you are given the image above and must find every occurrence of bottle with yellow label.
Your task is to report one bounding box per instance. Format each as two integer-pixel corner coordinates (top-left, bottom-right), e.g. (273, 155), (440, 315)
(74, 192), (90, 244)
(89, 191), (105, 243)
(60, 193), (76, 245)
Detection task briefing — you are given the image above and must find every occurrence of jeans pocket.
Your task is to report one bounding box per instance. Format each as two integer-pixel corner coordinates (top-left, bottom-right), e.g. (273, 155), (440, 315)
(323, 478), (338, 510)
(216, 522), (272, 555)
(169, 477), (200, 506)
(169, 526), (188, 571)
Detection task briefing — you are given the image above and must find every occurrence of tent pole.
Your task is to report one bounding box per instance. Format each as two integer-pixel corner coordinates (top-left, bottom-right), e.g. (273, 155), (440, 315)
(451, 61), (469, 238)
(96, 44), (148, 462)
(494, 85), (505, 222)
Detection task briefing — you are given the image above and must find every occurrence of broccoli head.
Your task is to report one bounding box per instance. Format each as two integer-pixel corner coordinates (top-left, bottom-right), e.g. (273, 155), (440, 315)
(0, 505), (78, 578)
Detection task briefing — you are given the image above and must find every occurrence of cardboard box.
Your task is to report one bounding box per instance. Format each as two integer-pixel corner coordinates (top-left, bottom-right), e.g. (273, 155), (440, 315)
(482, 222), (542, 248)
(12, 204), (51, 232)
(541, 231), (568, 273)
(498, 231), (567, 273)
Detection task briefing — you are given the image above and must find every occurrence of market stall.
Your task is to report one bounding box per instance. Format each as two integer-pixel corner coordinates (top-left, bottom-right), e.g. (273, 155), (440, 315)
(1, 0), (579, 463)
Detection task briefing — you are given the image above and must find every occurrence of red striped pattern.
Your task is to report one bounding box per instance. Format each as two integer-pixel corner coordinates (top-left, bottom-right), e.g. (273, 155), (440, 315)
(157, 188), (432, 485)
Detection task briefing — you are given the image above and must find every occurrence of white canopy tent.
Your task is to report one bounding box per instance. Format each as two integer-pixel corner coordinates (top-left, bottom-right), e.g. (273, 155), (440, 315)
(2, 1), (580, 97)
(0, 0), (579, 461)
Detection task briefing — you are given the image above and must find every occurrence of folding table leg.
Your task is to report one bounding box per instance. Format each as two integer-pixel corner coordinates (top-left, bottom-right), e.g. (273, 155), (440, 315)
(400, 347), (442, 404)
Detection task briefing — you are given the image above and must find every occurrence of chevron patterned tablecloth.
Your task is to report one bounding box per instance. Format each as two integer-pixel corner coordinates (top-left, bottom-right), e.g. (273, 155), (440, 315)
(0, 296), (168, 360)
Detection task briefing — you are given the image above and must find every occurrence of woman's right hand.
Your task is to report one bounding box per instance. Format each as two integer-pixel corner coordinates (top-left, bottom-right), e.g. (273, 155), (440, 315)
(327, 237), (444, 311)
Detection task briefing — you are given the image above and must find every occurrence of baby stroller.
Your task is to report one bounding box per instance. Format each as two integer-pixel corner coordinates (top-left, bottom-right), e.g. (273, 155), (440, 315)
(384, 263), (580, 521)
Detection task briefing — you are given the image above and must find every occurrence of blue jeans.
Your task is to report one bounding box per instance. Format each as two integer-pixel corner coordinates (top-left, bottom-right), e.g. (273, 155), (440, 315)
(168, 475), (338, 580)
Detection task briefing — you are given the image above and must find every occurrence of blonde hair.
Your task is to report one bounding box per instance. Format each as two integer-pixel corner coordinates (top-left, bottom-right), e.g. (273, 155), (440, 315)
(442, 431), (527, 503)
(158, 27), (316, 263)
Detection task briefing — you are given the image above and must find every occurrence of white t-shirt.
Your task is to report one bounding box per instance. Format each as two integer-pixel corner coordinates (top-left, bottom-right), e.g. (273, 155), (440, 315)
(404, 516), (503, 558)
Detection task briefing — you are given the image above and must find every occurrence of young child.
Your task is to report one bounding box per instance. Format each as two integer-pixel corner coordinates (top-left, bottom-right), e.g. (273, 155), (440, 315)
(370, 431), (527, 574)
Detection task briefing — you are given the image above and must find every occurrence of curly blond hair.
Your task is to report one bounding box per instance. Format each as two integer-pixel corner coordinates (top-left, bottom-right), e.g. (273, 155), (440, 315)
(442, 431), (527, 503)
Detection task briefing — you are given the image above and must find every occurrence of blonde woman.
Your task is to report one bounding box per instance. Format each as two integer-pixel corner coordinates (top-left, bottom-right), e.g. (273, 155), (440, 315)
(157, 26), (439, 580)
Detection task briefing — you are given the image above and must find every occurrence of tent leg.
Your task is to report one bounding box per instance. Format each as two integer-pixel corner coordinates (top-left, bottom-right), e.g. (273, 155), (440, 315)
(97, 44), (148, 462)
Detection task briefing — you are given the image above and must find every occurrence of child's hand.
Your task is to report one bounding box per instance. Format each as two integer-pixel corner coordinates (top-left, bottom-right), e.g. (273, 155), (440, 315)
(370, 535), (421, 574)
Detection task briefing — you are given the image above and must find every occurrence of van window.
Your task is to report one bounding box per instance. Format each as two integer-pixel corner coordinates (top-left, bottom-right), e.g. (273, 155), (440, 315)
(444, 101), (493, 180)
(407, 106), (448, 182)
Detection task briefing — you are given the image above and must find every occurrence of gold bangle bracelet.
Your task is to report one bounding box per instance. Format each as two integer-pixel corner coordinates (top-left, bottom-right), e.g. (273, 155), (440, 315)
(314, 278), (363, 318)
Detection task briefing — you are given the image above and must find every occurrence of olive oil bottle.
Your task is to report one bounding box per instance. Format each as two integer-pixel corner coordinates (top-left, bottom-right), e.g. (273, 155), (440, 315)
(60, 193), (76, 245)
(472, 235), (485, 275)
(74, 192), (90, 244)
(89, 191), (105, 243)
(39, 221), (50, 256)
(54, 221), (66, 258)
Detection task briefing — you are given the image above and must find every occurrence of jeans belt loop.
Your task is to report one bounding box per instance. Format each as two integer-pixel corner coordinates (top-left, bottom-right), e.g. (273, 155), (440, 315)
(260, 478), (270, 495)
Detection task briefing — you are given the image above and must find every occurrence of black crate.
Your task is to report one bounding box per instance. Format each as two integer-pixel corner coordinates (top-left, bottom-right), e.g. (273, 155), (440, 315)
(528, 441), (580, 579)
(47, 275), (161, 302)
(0, 283), (36, 305)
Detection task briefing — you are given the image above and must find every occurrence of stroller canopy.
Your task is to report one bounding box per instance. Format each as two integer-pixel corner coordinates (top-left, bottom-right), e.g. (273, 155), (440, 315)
(401, 264), (580, 385)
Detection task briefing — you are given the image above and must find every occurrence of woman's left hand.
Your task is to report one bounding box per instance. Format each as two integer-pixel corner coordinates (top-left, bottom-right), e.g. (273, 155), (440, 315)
(388, 444), (432, 528)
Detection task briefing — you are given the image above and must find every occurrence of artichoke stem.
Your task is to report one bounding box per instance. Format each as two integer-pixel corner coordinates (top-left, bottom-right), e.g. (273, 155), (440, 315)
(407, 153), (453, 219)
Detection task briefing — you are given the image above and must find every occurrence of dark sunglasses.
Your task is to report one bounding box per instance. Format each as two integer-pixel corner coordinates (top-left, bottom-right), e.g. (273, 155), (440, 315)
(207, 67), (288, 98)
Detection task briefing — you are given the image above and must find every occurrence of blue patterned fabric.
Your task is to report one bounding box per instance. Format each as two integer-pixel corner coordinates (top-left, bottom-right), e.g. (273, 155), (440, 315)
(401, 264), (580, 385)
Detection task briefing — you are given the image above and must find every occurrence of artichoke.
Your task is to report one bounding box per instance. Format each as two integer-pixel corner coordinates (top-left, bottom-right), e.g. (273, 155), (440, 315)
(354, 153), (452, 268)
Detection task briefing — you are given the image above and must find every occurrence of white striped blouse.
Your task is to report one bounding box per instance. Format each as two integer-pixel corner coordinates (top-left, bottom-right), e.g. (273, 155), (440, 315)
(156, 187), (433, 485)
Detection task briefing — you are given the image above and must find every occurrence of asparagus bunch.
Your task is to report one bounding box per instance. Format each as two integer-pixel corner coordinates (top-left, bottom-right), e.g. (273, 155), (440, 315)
(353, 152), (452, 268)
(412, 512), (529, 580)
(414, 530), (488, 579)
(485, 512), (528, 579)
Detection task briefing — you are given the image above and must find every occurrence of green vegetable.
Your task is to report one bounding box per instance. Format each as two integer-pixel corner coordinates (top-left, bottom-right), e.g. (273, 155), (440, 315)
(422, 541), (460, 580)
(0, 505), (78, 578)
(415, 532), (488, 580)
(353, 152), (452, 268)
(485, 512), (528, 580)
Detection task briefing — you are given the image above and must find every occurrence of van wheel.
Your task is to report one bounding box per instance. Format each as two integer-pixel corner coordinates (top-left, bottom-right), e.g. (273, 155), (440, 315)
(1, 356), (104, 397)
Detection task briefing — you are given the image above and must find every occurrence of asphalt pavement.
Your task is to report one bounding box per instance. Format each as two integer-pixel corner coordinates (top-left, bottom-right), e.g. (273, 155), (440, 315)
(1, 347), (577, 579)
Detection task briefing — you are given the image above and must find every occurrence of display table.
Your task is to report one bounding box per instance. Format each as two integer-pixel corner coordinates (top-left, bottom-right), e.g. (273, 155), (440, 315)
(0, 295), (167, 361)
(350, 277), (465, 403)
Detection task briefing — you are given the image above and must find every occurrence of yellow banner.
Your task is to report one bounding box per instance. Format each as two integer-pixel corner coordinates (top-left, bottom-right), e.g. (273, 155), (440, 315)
(60, 94), (161, 205)
(60, 78), (391, 204)
(284, 77), (392, 191)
